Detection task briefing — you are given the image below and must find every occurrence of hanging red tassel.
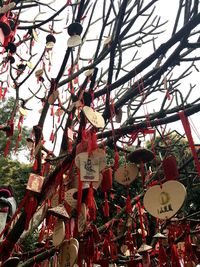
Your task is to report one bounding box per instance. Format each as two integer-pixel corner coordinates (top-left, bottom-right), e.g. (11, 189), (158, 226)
(171, 244), (181, 267)
(163, 155), (179, 180)
(49, 130), (54, 142)
(91, 224), (101, 243)
(114, 150), (119, 171)
(33, 159), (38, 171)
(158, 241), (167, 267)
(24, 195), (38, 230)
(102, 238), (110, 258)
(87, 130), (98, 155)
(86, 183), (96, 221)
(6, 120), (14, 137)
(127, 260), (137, 267)
(103, 193), (110, 217)
(14, 133), (22, 154)
(179, 111), (200, 177)
(17, 115), (23, 130)
(101, 168), (112, 192)
(4, 138), (11, 157)
(125, 194), (132, 214)
(50, 105), (54, 116)
(87, 235), (95, 260)
(184, 225), (193, 265)
(98, 259), (109, 267)
(77, 170), (83, 215)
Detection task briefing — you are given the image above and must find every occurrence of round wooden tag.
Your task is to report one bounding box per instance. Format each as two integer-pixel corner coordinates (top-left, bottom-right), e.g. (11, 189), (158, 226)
(143, 180), (186, 220)
(35, 69), (43, 77)
(53, 219), (65, 247)
(82, 106), (105, 128)
(67, 35), (82, 47)
(46, 41), (55, 49)
(84, 69), (94, 76)
(114, 163), (138, 186)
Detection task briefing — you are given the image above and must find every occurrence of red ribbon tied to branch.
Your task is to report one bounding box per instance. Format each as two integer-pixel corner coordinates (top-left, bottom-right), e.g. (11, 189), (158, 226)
(179, 111), (200, 177)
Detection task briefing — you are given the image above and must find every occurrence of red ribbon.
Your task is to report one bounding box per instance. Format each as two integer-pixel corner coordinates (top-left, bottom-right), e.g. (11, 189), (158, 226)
(179, 111), (200, 177)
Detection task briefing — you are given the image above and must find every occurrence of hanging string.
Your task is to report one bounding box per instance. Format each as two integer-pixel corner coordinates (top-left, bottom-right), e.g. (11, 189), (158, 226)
(189, 116), (200, 141)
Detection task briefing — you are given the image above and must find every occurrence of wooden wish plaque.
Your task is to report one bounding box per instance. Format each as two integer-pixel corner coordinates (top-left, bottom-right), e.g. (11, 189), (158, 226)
(75, 151), (106, 182)
(143, 180), (186, 220)
(114, 163), (138, 186)
(82, 106), (105, 128)
(53, 219), (65, 247)
(26, 173), (44, 193)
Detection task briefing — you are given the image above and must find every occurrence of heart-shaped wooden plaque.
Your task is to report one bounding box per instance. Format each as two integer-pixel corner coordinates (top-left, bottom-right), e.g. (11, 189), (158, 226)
(143, 180), (186, 220)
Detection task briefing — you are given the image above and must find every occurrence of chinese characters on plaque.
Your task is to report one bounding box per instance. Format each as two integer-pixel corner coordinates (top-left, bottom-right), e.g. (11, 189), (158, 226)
(26, 173), (44, 193)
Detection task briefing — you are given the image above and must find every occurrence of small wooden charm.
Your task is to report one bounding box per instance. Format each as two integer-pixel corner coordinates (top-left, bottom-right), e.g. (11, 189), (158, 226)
(48, 204), (69, 219)
(137, 243), (152, 253)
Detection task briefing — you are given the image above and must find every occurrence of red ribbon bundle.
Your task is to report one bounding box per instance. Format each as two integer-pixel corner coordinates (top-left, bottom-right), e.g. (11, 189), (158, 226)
(24, 195), (38, 230)
(163, 155), (179, 180)
(86, 183), (96, 221)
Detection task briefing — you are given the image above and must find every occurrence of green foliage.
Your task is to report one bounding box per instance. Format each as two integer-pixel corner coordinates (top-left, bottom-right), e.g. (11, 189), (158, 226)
(0, 157), (31, 203)
(0, 97), (30, 158)
(19, 229), (39, 252)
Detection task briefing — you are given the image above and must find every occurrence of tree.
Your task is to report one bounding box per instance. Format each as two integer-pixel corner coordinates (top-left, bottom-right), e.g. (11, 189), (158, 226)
(1, 0), (200, 266)
(0, 97), (30, 158)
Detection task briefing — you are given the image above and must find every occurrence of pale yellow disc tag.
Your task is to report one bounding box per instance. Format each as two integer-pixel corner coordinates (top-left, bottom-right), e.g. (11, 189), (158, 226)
(83, 106), (105, 128)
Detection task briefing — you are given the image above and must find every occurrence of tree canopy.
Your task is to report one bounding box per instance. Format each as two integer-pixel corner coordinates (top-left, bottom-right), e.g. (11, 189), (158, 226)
(0, 0), (200, 266)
